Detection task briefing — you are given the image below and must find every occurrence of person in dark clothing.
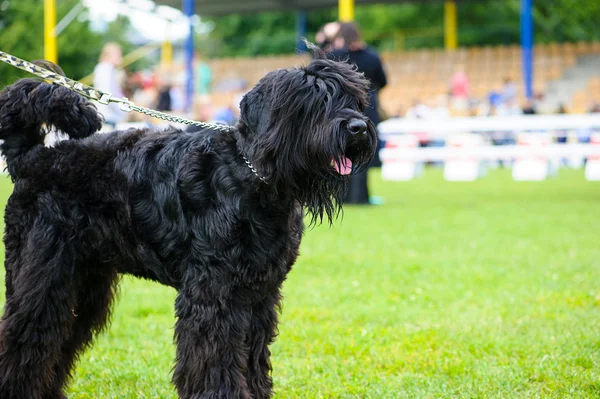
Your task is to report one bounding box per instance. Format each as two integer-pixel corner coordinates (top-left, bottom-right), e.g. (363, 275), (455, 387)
(156, 88), (171, 111)
(327, 22), (387, 205)
(156, 75), (172, 112)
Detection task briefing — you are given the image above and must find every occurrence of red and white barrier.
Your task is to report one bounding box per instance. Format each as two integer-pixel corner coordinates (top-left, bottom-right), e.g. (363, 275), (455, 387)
(585, 133), (600, 181)
(443, 133), (485, 181)
(512, 133), (556, 181)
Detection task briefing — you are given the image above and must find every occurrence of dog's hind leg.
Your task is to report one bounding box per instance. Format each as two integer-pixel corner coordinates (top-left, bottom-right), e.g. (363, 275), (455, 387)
(0, 222), (78, 399)
(2, 205), (31, 301)
(172, 276), (253, 399)
(49, 268), (120, 397)
(246, 290), (281, 399)
(2, 232), (21, 302)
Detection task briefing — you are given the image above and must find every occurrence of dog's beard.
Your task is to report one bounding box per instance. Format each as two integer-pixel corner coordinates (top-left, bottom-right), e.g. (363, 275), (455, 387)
(243, 117), (376, 226)
(272, 120), (375, 226)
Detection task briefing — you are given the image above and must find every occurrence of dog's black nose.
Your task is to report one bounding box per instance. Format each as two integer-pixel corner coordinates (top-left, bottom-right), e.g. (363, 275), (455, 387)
(348, 119), (367, 135)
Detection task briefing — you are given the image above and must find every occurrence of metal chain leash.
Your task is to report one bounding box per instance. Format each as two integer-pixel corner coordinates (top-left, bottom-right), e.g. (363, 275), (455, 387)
(0, 50), (268, 182)
(0, 50), (235, 133)
(123, 102), (235, 132)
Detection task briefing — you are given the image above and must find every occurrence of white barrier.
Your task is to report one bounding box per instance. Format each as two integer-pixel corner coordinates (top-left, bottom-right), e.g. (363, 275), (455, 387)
(379, 144), (600, 162)
(377, 114), (600, 182)
(378, 114), (600, 139)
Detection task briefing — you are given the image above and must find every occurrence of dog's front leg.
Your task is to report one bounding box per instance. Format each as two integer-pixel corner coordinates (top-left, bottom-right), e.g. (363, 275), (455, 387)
(172, 277), (252, 399)
(246, 290), (281, 399)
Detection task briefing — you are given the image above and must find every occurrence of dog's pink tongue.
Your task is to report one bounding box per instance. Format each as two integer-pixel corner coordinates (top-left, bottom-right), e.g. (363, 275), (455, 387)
(333, 157), (353, 175)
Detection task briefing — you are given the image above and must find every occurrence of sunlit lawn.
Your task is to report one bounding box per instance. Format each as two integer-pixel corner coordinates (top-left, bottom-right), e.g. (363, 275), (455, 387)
(0, 168), (597, 398)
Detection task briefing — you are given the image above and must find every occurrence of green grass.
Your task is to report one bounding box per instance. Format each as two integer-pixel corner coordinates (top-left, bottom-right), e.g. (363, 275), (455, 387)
(0, 169), (599, 398)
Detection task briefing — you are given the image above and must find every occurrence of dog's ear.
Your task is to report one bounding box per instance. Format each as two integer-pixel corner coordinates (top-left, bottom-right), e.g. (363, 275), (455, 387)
(303, 40), (327, 60)
(32, 60), (66, 76)
(237, 84), (270, 139)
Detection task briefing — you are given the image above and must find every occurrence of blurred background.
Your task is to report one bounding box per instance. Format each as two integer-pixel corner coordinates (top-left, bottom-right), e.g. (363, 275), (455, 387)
(0, 2), (600, 397)
(2, 0), (599, 184)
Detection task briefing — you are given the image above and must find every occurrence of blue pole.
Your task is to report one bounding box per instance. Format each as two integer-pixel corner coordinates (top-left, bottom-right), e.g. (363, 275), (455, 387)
(520, 0), (533, 99)
(296, 10), (308, 52)
(184, 0), (195, 113)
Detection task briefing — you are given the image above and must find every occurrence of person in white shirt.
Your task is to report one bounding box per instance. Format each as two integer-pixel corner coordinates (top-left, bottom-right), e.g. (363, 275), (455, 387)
(93, 43), (127, 130)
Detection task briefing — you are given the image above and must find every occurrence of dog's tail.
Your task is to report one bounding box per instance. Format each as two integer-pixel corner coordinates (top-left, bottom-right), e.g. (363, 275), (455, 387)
(0, 60), (102, 176)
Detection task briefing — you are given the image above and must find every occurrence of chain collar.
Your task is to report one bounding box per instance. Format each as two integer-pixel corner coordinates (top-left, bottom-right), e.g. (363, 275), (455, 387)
(240, 153), (268, 184)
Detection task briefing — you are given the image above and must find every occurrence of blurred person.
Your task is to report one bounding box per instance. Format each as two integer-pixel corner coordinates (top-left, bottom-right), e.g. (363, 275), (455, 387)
(127, 71), (161, 125)
(315, 21), (341, 52)
(93, 43), (127, 129)
(496, 98), (522, 116)
(315, 28), (326, 47)
(556, 103), (568, 144)
(169, 72), (187, 114)
(487, 85), (504, 110)
(185, 96), (214, 133)
(329, 23), (387, 137)
(328, 21), (387, 205)
(155, 74), (172, 112)
(476, 101), (492, 117)
(195, 52), (212, 96)
(193, 96), (213, 122)
(133, 71), (158, 107)
(522, 98), (537, 115)
(213, 108), (236, 125)
(122, 69), (140, 100)
(501, 77), (517, 104)
(449, 65), (470, 110)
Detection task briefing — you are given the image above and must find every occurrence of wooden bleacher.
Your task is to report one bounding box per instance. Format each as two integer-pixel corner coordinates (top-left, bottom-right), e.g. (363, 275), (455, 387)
(188, 41), (600, 115)
(571, 76), (600, 113)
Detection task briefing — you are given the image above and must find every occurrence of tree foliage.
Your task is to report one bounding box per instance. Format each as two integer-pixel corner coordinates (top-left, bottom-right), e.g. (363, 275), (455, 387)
(0, 0), (133, 89)
(201, 0), (600, 58)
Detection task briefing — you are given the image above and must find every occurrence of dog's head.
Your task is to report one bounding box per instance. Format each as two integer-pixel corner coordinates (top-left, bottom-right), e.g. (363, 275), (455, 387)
(236, 45), (377, 224)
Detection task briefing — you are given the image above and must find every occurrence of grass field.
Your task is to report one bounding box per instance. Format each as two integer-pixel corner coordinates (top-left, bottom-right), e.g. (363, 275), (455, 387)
(0, 169), (598, 398)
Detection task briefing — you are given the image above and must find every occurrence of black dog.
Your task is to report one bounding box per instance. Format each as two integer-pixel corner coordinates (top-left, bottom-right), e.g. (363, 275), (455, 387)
(0, 47), (376, 399)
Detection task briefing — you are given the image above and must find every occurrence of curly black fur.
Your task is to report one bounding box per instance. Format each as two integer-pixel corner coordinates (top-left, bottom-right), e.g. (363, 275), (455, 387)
(0, 47), (376, 399)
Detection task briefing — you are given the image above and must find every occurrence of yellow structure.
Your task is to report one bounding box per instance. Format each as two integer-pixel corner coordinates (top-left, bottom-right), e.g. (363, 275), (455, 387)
(339, 0), (355, 22)
(161, 40), (173, 66)
(44, 0), (58, 63)
(444, 0), (458, 50)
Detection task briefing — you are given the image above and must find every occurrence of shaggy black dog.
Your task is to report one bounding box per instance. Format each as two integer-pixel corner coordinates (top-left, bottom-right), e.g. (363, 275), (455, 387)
(0, 47), (376, 399)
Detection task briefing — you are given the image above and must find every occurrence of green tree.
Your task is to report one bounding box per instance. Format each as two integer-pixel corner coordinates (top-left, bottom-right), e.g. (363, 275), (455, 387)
(0, 1), (139, 89)
(0, 0), (98, 88)
(202, 0), (600, 58)
(532, 0), (600, 43)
